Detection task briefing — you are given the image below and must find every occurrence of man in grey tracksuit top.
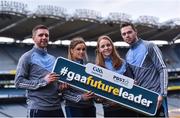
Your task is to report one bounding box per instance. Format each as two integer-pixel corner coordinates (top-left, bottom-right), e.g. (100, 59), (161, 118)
(120, 22), (168, 117)
(15, 25), (64, 117)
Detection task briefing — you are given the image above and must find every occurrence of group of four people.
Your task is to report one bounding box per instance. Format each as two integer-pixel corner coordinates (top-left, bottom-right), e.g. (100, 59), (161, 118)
(15, 22), (168, 117)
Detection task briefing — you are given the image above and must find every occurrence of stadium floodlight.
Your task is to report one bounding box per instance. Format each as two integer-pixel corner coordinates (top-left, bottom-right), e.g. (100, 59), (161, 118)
(107, 12), (132, 24)
(136, 16), (159, 27)
(114, 41), (129, 47)
(0, 1), (28, 15)
(35, 5), (67, 19)
(0, 37), (14, 43)
(73, 9), (102, 22)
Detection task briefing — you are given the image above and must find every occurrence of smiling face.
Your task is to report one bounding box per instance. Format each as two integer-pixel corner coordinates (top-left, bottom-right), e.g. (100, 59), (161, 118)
(120, 25), (138, 45)
(71, 43), (86, 61)
(98, 38), (113, 58)
(33, 29), (49, 49)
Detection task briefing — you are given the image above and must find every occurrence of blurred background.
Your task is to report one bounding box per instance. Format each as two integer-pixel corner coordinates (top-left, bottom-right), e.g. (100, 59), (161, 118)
(0, 0), (180, 117)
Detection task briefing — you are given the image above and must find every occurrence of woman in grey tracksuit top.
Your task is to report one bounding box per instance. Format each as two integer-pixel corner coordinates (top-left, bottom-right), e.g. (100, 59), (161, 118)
(63, 37), (96, 117)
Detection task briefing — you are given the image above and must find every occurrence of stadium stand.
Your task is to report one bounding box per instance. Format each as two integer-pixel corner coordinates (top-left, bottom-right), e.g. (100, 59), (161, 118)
(1, 43), (180, 71)
(0, 0), (180, 117)
(173, 43), (180, 61)
(0, 45), (16, 71)
(2, 44), (31, 62)
(160, 45), (180, 70)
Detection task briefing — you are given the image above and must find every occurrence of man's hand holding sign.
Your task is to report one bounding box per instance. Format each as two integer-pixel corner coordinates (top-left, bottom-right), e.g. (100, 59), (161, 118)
(53, 57), (159, 116)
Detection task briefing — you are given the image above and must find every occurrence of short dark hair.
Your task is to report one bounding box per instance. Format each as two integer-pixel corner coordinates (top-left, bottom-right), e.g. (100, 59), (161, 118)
(120, 22), (137, 32)
(32, 24), (48, 36)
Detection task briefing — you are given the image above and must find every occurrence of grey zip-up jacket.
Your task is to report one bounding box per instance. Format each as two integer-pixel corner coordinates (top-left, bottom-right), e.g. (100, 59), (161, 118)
(15, 46), (62, 110)
(63, 60), (95, 108)
(126, 39), (168, 96)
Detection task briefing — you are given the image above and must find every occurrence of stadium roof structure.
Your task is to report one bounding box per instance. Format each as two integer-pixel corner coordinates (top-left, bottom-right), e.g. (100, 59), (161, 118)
(0, 1), (180, 44)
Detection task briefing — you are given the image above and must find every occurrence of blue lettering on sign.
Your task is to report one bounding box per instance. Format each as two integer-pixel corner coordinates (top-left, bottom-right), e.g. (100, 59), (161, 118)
(93, 66), (103, 74)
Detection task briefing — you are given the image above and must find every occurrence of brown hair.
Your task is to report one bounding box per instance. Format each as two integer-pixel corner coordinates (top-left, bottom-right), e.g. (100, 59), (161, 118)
(32, 24), (48, 37)
(120, 22), (137, 32)
(95, 35), (123, 69)
(68, 37), (88, 61)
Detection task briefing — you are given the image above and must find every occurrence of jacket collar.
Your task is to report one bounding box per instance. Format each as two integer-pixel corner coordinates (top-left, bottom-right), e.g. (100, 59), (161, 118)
(33, 45), (47, 56)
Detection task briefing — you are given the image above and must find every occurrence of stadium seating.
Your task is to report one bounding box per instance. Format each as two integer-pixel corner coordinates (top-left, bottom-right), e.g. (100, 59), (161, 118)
(1, 43), (180, 71)
(160, 45), (180, 70)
